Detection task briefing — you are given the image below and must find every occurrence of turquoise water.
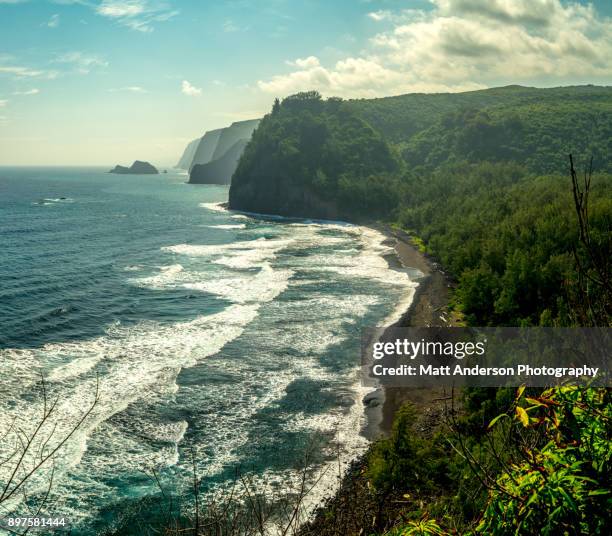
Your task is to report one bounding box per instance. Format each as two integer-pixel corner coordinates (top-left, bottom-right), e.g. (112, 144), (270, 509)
(0, 168), (415, 534)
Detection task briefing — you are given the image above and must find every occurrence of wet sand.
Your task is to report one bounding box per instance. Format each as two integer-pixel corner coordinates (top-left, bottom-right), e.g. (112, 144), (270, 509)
(363, 226), (456, 439)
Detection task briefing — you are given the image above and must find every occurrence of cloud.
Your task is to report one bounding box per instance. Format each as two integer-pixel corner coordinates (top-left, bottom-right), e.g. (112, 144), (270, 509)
(222, 19), (239, 32)
(0, 65), (58, 79)
(0, 100), (7, 107)
(54, 51), (108, 74)
(181, 80), (201, 96)
(95, 1), (178, 32)
(367, 10), (392, 22)
(108, 86), (147, 92)
(97, 0), (144, 17)
(259, 0), (612, 98)
(13, 88), (39, 95)
(46, 13), (60, 27)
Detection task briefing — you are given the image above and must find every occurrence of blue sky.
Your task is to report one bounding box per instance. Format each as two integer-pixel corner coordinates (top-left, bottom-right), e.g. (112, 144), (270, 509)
(1, 0), (611, 165)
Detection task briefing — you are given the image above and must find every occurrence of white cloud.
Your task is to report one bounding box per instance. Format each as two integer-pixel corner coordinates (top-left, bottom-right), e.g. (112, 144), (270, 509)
(54, 52), (108, 74)
(259, 0), (612, 98)
(223, 19), (239, 32)
(367, 10), (392, 22)
(13, 88), (39, 95)
(181, 80), (201, 96)
(97, 0), (145, 17)
(95, 1), (178, 32)
(0, 65), (58, 79)
(0, 100), (7, 107)
(287, 56), (320, 69)
(46, 13), (60, 27)
(108, 86), (147, 93)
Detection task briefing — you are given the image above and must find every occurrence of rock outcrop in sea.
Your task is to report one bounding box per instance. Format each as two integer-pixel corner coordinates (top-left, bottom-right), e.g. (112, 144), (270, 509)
(109, 161), (159, 175)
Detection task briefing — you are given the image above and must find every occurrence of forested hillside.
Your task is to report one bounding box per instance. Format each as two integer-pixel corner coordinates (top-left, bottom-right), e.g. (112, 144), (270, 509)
(230, 89), (611, 534)
(349, 85), (612, 174)
(229, 88), (612, 326)
(230, 92), (400, 219)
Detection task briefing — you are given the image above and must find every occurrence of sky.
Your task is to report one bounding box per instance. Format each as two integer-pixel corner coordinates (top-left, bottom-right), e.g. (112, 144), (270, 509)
(0, 0), (611, 166)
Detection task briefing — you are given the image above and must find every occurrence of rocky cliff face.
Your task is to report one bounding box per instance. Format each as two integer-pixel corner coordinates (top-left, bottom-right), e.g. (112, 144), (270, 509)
(109, 161), (158, 174)
(176, 138), (200, 169)
(229, 178), (340, 219)
(210, 119), (260, 161)
(189, 128), (224, 171)
(189, 139), (249, 185)
(175, 118), (261, 184)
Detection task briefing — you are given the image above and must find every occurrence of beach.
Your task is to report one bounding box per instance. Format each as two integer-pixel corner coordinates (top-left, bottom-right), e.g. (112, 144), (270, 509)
(298, 228), (457, 534)
(362, 225), (456, 439)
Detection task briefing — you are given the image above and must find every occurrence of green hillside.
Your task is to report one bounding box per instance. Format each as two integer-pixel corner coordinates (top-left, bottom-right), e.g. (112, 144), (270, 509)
(229, 87), (611, 327)
(228, 87), (611, 536)
(230, 91), (400, 219)
(348, 85), (612, 174)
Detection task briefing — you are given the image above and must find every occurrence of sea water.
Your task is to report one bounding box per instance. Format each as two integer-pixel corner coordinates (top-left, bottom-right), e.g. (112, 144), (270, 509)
(0, 168), (416, 534)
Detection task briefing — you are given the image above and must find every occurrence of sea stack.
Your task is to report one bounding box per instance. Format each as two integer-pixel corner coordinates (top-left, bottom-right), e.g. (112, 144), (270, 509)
(109, 161), (159, 175)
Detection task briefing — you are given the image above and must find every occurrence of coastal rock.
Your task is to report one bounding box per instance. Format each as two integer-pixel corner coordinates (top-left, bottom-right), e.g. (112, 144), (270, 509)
(109, 161), (158, 175)
(176, 138), (200, 169)
(189, 139), (249, 185)
(189, 128), (224, 171)
(210, 119), (260, 161)
(230, 179), (340, 219)
(176, 119), (261, 173)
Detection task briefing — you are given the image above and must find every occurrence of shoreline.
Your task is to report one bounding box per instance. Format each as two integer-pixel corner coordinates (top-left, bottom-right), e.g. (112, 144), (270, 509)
(218, 203), (455, 439)
(361, 224), (455, 439)
(299, 225), (457, 535)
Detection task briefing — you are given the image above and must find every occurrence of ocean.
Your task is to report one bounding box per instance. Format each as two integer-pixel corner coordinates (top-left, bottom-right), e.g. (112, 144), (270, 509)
(0, 167), (416, 534)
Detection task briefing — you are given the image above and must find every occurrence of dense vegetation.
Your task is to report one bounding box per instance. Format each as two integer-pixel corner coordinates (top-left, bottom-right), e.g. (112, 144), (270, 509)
(349, 85), (612, 175)
(229, 87), (611, 535)
(230, 92), (401, 219)
(230, 88), (611, 327)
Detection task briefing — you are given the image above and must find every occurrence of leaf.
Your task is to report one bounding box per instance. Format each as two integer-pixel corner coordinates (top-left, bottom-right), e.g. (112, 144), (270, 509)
(516, 406), (529, 427)
(516, 385), (526, 400)
(525, 397), (544, 406)
(488, 413), (508, 429)
(559, 488), (578, 513)
(588, 489), (610, 496)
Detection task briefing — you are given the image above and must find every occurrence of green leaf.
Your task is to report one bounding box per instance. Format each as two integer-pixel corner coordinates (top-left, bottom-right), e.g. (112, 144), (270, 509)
(488, 413), (508, 429)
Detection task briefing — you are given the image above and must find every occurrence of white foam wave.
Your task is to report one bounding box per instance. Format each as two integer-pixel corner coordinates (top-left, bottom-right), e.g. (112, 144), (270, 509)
(0, 289), (292, 518)
(0, 214), (417, 528)
(206, 224), (247, 230)
(199, 202), (226, 212)
(163, 238), (294, 270)
(133, 264), (184, 287)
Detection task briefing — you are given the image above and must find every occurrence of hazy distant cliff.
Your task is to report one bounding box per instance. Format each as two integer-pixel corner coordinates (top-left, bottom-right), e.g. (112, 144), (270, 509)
(189, 128), (223, 171)
(210, 119), (260, 161)
(190, 139), (249, 185)
(176, 119), (260, 185)
(176, 138), (200, 170)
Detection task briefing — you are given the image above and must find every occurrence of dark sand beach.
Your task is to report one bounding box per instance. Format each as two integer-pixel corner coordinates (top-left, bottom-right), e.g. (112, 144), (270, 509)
(363, 226), (456, 439)
(299, 227), (457, 535)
